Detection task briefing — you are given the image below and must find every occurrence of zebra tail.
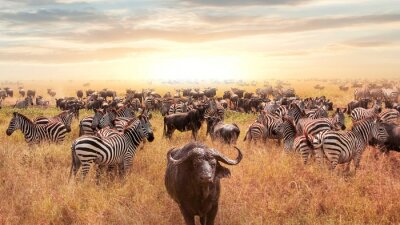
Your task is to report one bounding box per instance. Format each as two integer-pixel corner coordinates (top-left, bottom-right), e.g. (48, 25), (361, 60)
(69, 141), (78, 181)
(304, 131), (314, 149)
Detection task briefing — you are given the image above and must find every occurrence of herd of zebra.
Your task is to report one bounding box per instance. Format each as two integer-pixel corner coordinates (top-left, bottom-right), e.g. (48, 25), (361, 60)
(3, 83), (400, 178)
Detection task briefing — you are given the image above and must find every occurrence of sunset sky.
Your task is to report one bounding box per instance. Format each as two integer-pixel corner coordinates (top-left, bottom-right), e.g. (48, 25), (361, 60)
(0, 0), (399, 80)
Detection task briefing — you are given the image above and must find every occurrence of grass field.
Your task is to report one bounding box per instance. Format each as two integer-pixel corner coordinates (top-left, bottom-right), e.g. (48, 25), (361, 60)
(0, 80), (400, 225)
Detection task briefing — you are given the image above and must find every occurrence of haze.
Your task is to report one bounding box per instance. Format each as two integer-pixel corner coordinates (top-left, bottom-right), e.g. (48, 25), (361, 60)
(0, 0), (399, 80)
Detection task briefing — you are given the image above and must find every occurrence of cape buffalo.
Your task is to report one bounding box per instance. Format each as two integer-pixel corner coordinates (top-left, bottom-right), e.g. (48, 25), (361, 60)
(165, 142), (242, 225)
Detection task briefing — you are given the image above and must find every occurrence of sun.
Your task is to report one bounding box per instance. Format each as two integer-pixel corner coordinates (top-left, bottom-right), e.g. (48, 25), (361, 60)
(148, 55), (244, 80)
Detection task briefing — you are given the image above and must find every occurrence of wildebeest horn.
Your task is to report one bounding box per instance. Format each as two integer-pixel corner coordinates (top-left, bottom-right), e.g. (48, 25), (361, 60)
(212, 146), (243, 165)
(167, 147), (201, 165)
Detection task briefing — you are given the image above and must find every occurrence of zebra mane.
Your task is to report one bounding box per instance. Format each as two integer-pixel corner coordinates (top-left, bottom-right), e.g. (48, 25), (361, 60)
(123, 118), (140, 132)
(13, 112), (33, 124)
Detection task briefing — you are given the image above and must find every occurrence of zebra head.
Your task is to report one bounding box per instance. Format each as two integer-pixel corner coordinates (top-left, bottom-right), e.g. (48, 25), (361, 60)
(333, 108), (346, 130)
(371, 120), (388, 143)
(373, 100), (383, 114)
(91, 109), (105, 130)
(6, 112), (20, 136)
(138, 110), (154, 142)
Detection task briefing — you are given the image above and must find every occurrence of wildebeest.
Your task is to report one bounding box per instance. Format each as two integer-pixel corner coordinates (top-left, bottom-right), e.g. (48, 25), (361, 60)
(76, 90), (83, 99)
(207, 117), (240, 144)
(373, 123), (400, 153)
(5, 87), (13, 97)
(163, 109), (204, 140)
(14, 96), (33, 109)
(165, 142), (242, 225)
(47, 89), (56, 97)
(27, 89), (36, 98)
(19, 88), (25, 97)
(347, 98), (370, 115)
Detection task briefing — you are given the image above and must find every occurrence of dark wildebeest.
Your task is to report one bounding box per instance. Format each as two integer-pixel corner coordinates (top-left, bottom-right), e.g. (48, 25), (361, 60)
(5, 87), (13, 97)
(207, 117), (240, 144)
(14, 96), (33, 109)
(163, 109), (204, 140)
(27, 89), (36, 98)
(347, 98), (370, 115)
(165, 142), (243, 225)
(76, 90), (83, 100)
(19, 88), (25, 97)
(371, 123), (400, 153)
(204, 88), (217, 98)
(47, 89), (56, 97)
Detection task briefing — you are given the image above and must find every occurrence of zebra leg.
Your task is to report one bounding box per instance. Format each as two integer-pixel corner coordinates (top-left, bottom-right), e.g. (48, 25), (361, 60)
(80, 160), (93, 180)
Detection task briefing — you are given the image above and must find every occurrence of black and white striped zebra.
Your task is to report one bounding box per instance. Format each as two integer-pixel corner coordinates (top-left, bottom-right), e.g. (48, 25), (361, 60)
(92, 108), (139, 132)
(70, 112), (154, 179)
(350, 100), (382, 122)
(6, 112), (67, 144)
(297, 108), (347, 136)
(311, 118), (388, 170)
(382, 88), (399, 103)
(272, 105), (288, 118)
(243, 112), (282, 144)
(378, 109), (399, 124)
(305, 105), (328, 119)
(33, 110), (74, 132)
(243, 121), (266, 144)
(168, 102), (189, 115)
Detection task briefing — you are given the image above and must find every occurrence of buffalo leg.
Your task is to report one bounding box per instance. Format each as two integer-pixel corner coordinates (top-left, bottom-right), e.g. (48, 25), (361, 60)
(179, 206), (195, 225)
(205, 203), (218, 225)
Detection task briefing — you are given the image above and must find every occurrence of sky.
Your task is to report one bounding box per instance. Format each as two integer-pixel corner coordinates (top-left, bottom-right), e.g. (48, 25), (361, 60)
(0, 0), (399, 80)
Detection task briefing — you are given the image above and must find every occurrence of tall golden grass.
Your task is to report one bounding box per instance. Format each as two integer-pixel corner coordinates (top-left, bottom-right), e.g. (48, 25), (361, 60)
(0, 80), (399, 225)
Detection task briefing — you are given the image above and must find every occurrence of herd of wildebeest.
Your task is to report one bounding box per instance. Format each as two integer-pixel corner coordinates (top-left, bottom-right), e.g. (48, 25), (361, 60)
(1, 80), (400, 225)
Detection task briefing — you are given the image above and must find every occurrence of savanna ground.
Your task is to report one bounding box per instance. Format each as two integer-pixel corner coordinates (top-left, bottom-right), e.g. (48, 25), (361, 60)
(0, 80), (400, 225)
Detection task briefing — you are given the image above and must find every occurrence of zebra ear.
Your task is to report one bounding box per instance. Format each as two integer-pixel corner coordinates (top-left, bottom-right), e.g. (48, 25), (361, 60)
(13, 111), (17, 116)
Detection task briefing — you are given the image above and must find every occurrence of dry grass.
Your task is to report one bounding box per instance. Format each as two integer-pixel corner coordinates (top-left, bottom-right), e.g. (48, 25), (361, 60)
(0, 80), (399, 225)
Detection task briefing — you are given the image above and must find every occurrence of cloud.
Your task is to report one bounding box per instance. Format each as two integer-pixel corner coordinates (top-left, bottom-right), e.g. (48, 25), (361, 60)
(0, 47), (158, 63)
(0, 8), (110, 24)
(59, 13), (400, 43)
(182, 0), (314, 6)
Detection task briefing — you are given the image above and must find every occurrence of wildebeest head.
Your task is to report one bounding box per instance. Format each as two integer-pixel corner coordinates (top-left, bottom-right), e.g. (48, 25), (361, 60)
(333, 108), (347, 130)
(167, 145), (242, 184)
(91, 109), (105, 130)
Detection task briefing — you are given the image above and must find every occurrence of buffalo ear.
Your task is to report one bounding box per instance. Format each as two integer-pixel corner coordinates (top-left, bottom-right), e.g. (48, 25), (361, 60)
(216, 163), (231, 179)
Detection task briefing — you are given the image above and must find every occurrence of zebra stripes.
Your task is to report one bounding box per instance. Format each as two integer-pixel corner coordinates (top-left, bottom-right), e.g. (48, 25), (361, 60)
(305, 106), (328, 119)
(243, 112), (282, 144)
(168, 102), (191, 115)
(70, 113), (154, 179)
(34, 110), (74, 132)
(6, 112), (67, 144)
(379, 109), (399, 124)
(297, 108), (346, 136)
(351, 100), (382, 122)
(311, 118), (388, 170)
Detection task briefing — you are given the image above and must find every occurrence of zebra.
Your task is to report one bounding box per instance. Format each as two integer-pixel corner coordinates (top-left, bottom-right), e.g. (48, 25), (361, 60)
(272, 105), (288, 118)
(350, 100), (382, 122)
(14, 96), (33, 109)
(305, 105), (328, 119)
(243, 121), (266, 144)
(243, 112), (282, 144)
(33, 110), (75, 132)
(92, 108), (139, 131)
(168, 102), (189, 115)
(311, 118), (388, 171)
(70, 112), (154, 179)
(378, 109), (400, 124)
(6, 112), (67, 144)
(382, 88), (399, 103)
(296, 108), (346, 137)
